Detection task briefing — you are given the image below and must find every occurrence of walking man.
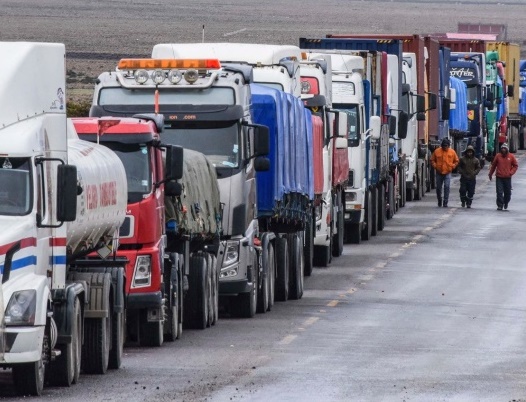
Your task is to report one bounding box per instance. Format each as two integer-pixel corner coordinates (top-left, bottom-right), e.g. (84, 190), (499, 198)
(431, 138), (459, 207)
(457, 145), (481, 208)
(488, 143), (518, 210)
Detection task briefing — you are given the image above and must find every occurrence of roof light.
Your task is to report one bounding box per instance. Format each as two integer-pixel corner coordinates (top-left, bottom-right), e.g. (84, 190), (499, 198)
(168, 69), (183, 84)
(134, 69), (149, 84)
(151, 69), (166, 84)
(184, 69), (199, 84)
(118, 58), (221, 70)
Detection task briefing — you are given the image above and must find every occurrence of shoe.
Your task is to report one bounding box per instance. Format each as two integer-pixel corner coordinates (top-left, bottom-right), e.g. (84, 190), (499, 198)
(438, 200), (442, 207)
(497, 206), (503, 211)
(467, 205), (471, 209)
(504, 203), (508, 210)
(461, 201), (465, 208)
(443, 203), (448, 208)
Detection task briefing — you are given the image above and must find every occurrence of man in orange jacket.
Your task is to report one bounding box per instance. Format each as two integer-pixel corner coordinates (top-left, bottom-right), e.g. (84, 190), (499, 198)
(431, 138), (459, 207)
(488, 143), (518, 211)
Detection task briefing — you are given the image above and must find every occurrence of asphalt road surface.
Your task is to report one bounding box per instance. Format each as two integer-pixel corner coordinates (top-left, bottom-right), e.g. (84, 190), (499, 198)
(2, 152), (526, 401)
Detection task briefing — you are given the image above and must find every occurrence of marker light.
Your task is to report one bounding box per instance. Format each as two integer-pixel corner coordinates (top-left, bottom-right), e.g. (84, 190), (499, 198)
(134, 69), (149, 84)
(151, 69), (166, 84)
(184, 69), (199, 84)
(168, 69), (183, 84)
(118, 58), (221, 70)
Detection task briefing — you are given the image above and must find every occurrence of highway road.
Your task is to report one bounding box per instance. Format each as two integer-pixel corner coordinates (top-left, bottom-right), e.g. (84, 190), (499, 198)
(1, 152), (526, 401)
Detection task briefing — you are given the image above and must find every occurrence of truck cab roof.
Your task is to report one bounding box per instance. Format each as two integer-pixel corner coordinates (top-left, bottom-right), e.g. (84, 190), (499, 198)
(72, 117), (160, 144)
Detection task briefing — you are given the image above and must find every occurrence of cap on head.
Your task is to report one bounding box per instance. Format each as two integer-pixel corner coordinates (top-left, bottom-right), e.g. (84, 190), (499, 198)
(501, 143), (509, 151)
(441, 138), (451, 147)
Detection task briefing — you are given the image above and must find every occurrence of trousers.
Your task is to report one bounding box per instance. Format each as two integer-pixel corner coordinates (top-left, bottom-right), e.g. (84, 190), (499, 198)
(459, 177), (476, 205)
(435, 172), (451, 202)
(495, 177), (512, 207)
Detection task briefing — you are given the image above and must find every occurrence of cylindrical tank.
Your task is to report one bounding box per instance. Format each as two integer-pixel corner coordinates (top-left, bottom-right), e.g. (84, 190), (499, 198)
(67, 139), (127, 256)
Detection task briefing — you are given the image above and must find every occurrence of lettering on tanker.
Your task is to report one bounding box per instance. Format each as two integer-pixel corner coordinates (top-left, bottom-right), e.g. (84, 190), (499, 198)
(86, 181), (117, 209)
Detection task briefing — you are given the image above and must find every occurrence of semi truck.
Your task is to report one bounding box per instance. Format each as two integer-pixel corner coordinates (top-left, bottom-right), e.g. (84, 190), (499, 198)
(299, 54), (349, 266)
(486, 42), (522, 153)
(520, 59), (526, 148)
(299, 37), (407, 243)
(0, 42), (130, 395)
(74, 116), (221, 345)
(90, 57), (279, 317)
(150, 43), (320, 275)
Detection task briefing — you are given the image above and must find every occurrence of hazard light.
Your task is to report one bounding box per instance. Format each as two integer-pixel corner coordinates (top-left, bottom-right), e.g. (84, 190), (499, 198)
(118, 58), (221, 70)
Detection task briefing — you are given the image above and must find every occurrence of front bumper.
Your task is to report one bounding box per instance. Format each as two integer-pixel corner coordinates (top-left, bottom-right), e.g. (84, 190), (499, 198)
(126, 291), (162, 310)
(219, 279), (251, 296)
(344, 209), (361, 224)
(2, 326), (44, 364)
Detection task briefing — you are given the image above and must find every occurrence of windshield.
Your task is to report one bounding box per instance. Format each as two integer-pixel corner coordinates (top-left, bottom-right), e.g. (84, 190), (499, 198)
(466, 85), (479, 105)
(333, 104), (359, 143)
(0, 157), (32, 216)
(99, 87), (235, 106)
(104, 143), (151, 204)
(162, 121), (240, 168)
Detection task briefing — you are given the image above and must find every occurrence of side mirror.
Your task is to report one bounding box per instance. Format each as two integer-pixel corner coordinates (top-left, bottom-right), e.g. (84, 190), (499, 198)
(165, 181), (182, 197)
(57, 164), (78, 222)
(416, 95), (426, 113)
(427, 93), (437, 111)
(388, 115), (397, 136)
(370, 116), (381, 140)
(254, 125), (270, 156)
(442, 98), (451, 119)
(165, 146), (184, 181)
(397, 111), (409, 139)
(335, 137), (347, 149)
(416, 112), (426, 121)
(507, 84), (514, 98)
(254, 156), (270, 172)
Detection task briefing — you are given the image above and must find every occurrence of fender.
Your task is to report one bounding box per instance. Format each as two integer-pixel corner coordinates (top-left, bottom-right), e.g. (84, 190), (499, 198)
(52, 282), (86, 344)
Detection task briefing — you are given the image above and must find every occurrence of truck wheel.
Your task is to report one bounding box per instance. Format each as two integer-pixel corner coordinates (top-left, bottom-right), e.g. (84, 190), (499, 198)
(303, 214), (314, 276)
(361, 191), (372, 241)
(234, 254), (258, 318)
(267, 243), (275, 311)
(109, 290), (124, 369)
(210, 255), (219, 326)
(387, 178), (395, 220)
(414, 171), (422, 201)
(399, 169), (407, 207)
(206, 253), (214, 327)
(184, 255), (208, 329)
(371, 187), (378, 237)
(49, 296), (82, 385)
(13, 359), (45, 396)
(345, 223), (361, 244)
(257, 248), (269, 314)
(163, 259), (178, 342)
(313, 245), (330, 267)
(274, 236), (289, 301)
(139, 310), (163, 347)
(377, 184), (386, 231)
(82, 316), (110, 374)
(288, 234), (304, 300)
(406, 186), (414, 202)
(332, 195), (344, 257)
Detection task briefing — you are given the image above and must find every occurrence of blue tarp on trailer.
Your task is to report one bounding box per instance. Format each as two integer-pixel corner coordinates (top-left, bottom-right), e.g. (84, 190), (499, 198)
(449, 76), (468, 132)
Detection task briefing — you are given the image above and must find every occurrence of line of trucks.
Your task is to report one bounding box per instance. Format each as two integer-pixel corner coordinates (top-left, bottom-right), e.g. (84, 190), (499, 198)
(0, 36), (524, 395)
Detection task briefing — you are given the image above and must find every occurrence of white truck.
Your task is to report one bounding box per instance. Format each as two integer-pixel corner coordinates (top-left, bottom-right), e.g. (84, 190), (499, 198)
(0, 42), (129, 395)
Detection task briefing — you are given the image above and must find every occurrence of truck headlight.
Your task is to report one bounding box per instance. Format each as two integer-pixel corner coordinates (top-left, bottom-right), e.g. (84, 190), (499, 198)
(223, 242), (239, 267)
(132, 255), (151, 288)
(5, 290), (36, 326)
(314, 204), (323, 221)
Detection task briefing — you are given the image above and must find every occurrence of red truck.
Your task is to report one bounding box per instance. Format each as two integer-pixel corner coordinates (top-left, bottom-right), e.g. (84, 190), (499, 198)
(74, 115), (221, 346)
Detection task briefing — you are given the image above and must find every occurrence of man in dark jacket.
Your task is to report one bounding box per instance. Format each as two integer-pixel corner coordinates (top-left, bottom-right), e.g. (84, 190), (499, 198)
(458, 145), (481, 208)
(488, 143), (519, 210)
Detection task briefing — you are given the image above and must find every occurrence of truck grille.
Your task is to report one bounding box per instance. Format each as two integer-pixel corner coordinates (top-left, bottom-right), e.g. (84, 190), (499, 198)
(348, 170), (354, 187)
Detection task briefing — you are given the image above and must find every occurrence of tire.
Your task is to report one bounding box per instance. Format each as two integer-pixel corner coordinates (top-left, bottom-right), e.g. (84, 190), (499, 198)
(183, 255), (208, 330)
(377, 184), (386, 231)
(345, 222), (361, 244)
(233, 254), (258, 318)
(313, 244), (330, 267)
(82, 316), (110, 374)
(332, 194), (344, 257)
(387, 178), (395, 220)
(274, 236), (289, 302)
(361, 190), (372, 241)
(48, 297), (82, 386)
(163, 258), (179, 342)
(406, 185), (415, 202)
(257, 247), (269, 314)
(288, 234), (304, 300)
(210, 255), (219, 326)
(13, 360), (45, 396)
(303, 215), (314, 276)
(108, 308), (124, 368)
(414, 171), (422, 201)
(206, 253), (214, 327)
(267, 243), (275, 311)
(370, 186), (378, 237)
(399, 168), (407, 207)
